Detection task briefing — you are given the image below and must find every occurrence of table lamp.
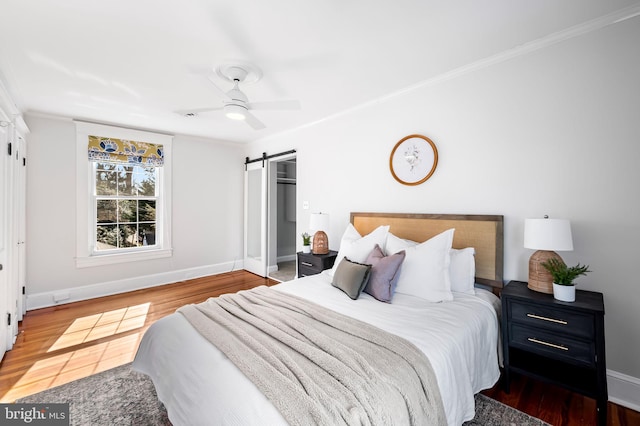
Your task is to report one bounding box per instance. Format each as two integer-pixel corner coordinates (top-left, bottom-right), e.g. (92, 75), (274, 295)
(309, 213), (330, 255)
(524, 216), (573, 294)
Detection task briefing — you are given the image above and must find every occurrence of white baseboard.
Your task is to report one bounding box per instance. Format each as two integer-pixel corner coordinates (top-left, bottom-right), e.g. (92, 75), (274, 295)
(26, 260), (244, 310)
(268, 255), (297, 273)
(608, 369), (640, 412)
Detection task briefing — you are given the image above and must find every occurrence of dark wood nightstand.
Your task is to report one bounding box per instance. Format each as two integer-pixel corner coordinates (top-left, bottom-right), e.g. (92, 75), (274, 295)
(297, 250), (337, 278)
(501, 280), (607, 425)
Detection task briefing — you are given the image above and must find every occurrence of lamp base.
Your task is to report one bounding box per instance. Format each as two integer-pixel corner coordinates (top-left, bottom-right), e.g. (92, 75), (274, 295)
(312, 231), (329, 255)
(528, 250), (563, 294)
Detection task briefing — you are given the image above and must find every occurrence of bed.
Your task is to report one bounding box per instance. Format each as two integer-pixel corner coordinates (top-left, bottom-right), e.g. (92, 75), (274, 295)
(133, 213), (504, 426)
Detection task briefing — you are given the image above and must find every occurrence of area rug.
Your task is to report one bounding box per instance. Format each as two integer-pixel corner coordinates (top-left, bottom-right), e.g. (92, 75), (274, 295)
(463, 394), (550, 425)
(18, 363), (548, 425)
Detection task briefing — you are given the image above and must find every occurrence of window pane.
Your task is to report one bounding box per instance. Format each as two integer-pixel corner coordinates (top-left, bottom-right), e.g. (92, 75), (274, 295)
(117, 167), (133, 196)
(140, 224), (156, 246)
(97, 200), (117, 223)
(139, 200), (156, 221)
(122, 171), (137, 196)
(134, 167), (156, 196)
(96, 167), (117, 196)
(118, 200), (137, 223)
(121, 224), (139, 248)
(96, 225), (118, 250)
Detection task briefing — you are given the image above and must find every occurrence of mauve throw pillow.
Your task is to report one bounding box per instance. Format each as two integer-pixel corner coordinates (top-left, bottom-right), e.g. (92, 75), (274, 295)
(364, 244), (406, 302)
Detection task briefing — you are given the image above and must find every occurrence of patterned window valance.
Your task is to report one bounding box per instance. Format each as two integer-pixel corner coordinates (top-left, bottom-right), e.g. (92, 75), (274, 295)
(88, 135), (164, 167)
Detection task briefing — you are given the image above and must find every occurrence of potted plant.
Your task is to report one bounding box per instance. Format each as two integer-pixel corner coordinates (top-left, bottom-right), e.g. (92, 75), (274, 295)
(542, 258), (591, 302)
(301, 232), (311, 253)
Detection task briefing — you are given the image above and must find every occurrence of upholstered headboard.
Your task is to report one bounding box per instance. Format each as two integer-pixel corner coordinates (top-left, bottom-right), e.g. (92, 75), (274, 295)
(350, 212), (504, 291)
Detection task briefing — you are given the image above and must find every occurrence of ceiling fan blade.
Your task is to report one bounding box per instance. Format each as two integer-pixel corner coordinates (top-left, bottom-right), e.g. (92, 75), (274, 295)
(174, 106), (223, 115)
(243, 111), (266, 130)
(247, 100), (301, 111)
(205, 74), (232, 101)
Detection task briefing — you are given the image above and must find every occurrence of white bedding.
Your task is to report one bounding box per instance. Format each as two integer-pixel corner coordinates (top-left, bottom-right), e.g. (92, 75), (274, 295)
(133, 272), (500, 426)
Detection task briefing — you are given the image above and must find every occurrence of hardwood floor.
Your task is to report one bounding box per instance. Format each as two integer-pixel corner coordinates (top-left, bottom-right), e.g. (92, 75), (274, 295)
(1, 270), (638, 425)
(0, 270), (276, 403)
(483, 372), (640, 426)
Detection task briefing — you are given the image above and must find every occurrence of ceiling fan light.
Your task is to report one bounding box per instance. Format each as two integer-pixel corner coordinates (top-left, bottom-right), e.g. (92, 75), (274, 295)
(225, 104), (246, 120)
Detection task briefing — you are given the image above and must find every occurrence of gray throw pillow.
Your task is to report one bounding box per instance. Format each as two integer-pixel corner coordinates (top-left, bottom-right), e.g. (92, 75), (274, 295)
(364, 244), (406, 302)
(331, 257), (372, 300)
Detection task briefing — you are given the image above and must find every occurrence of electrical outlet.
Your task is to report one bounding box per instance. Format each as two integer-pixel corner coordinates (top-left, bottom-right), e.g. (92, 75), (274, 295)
(303, 201), (309, 210)
(53, 292), (70, 303)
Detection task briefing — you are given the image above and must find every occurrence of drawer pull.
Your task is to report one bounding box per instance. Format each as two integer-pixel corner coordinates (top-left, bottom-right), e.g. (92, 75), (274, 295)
(527, 313), (567, 325)
(301, 262), (314, 267)
(527, 337), (569, 351)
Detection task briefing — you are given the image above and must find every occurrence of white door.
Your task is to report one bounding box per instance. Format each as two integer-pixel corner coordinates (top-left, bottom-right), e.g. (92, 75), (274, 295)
(0, 124), (8, 360)
(244, 160), (268, 277)
(6, 129), (20, 343)
(15, 135), (26, 319)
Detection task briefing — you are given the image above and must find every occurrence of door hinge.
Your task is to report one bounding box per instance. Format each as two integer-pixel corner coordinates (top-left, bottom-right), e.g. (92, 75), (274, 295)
(7, 142), (11, 156)
(22, 286), (26, 295)
(7, 313), (10, 326)
(23, 157), (26, 166)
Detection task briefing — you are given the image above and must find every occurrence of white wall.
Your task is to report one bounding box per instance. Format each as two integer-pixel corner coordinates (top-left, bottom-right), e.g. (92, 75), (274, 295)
(247, 17), (640, 383)
(25, 115), (245, 303)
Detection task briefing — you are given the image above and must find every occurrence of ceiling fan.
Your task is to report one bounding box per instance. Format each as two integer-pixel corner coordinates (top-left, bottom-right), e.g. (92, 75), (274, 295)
(176, 63), (301, 130)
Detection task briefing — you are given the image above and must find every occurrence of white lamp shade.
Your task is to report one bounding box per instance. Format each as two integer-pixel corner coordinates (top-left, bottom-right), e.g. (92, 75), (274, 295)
(524, 218), (573, 251)
(224, 104), (247, 120)
(309, 213), (330, 233)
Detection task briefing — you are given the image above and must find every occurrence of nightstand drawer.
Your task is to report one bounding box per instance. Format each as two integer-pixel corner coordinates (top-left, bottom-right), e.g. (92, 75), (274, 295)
(298, 264), (322, 277)
(509, 300), (594, 339)
(510, 323), (595, 366)
(299, 256), (324, 272)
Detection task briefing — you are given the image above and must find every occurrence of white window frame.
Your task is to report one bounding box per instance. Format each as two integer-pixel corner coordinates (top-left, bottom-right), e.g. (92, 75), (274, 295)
(75, 121), (173, 268)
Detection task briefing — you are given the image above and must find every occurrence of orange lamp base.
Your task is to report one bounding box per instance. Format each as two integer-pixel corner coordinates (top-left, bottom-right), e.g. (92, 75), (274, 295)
(312, 231), (329, 255)
(528, 250), (563, 294)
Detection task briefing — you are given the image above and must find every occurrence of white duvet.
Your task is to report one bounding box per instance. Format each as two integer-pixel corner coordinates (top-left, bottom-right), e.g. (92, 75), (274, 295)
(133, 272), (500, 426)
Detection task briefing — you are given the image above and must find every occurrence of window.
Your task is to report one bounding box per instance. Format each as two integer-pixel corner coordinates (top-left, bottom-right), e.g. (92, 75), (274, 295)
(75, 121), (172, 267)
(94, 163), (158, 252)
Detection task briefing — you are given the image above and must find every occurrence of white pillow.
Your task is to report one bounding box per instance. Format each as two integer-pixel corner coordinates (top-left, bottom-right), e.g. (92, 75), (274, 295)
(385, 229), (455, 302)
(384, 232), (418, 255)
(449, 247), (476, 294)
(328, 224), (390, 278)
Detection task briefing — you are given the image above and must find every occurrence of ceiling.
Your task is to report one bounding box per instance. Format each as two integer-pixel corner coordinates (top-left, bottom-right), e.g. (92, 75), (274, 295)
(1, 0), (638, 144)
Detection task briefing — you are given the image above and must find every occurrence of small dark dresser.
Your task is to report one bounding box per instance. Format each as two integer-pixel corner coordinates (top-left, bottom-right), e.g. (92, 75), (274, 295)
(501, 280), (607, 425)
(297, 250), (337, 278)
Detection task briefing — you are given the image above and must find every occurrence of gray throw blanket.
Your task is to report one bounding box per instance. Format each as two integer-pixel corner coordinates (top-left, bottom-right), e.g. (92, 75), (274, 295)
(178, 286), (446, 426)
